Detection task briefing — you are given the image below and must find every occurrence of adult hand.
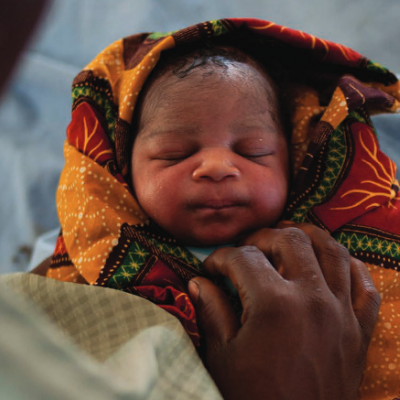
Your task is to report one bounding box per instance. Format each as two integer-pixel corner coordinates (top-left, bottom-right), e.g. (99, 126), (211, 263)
(188, 223), (380, 400)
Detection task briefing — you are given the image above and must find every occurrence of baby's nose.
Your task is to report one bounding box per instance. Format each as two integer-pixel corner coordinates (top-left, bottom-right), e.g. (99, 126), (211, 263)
(192, 149), (240, 182)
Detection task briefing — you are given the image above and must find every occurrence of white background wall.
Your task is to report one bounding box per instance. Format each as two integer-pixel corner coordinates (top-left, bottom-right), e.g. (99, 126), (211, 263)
(1, 0), (400, 272)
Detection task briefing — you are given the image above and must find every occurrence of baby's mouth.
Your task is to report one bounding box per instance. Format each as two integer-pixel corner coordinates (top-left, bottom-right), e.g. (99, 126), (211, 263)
(188, 198), (248, 211)
(195, 201), (241, 210)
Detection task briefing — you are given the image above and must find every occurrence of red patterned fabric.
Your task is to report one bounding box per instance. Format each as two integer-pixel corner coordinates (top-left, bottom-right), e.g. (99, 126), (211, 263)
(47, 18), (400, 397)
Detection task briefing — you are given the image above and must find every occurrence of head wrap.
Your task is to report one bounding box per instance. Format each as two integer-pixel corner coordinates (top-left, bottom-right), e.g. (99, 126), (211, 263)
(48, 18), (400, 396)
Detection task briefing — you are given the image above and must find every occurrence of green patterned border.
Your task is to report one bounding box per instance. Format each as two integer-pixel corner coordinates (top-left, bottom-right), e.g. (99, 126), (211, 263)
(291, 124), (347, 222)
(333, 231), (400, 263)
(108, 241), (149, 289)
(147, 30), (178, 40)
(209, 20), (230, 36)
(365, 60), (391, 76)
(108, 235), (202, 290)
(147, 237), (202, 268)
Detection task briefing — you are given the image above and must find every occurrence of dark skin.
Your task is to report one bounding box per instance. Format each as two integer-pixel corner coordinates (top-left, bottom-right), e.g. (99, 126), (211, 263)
(14, 3), (380, 397)
(32, 223), (380, 400)
(188, 222), (380, 400)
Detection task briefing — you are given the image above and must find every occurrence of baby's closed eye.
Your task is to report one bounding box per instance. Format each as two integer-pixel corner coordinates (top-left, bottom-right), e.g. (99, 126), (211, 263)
(234, 138), (275, 160)
(148, 139), (196, 163)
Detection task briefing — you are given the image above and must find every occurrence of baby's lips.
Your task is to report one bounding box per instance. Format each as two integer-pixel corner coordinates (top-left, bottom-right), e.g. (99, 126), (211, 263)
(196, 200), (242, 209)
(187, 194), (250, 209)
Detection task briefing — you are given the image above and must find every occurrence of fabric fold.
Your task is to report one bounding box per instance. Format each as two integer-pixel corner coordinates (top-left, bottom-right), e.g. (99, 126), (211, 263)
(47, 18), (400, 397)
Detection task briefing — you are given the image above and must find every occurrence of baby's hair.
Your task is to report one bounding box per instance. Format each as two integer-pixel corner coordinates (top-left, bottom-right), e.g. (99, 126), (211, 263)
(156, 43), (251, 79)
(147, 32), (290, 85)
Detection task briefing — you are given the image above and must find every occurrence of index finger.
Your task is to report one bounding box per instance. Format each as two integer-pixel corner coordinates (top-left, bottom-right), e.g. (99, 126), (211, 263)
(275, 222), (352, 300)
(240, 227), (328, 290)
(204, 246), (285, 303)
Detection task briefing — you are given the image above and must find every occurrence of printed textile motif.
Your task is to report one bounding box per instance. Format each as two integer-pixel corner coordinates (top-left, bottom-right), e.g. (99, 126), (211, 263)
(48, 18), (400, 397)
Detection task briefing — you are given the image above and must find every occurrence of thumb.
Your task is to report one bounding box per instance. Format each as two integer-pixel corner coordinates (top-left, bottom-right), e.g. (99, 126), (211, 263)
(189, 277), (239, 354)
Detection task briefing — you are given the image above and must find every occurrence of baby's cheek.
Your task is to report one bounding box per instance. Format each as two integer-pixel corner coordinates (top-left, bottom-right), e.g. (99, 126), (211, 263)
(136, 179), (174, 224)
(257, 177), (287, 213)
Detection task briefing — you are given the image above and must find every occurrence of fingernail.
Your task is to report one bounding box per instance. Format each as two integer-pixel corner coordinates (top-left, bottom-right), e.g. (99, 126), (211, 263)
(280, 220), (295, 225)
(188, 280), (199, 304)
(276, 220), (296, 229)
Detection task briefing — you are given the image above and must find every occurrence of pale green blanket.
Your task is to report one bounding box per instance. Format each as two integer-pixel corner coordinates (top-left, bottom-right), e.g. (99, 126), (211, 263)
(0, 273), (222, 400)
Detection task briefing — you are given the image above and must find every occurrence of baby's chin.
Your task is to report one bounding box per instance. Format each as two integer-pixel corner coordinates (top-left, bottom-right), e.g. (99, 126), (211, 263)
(163, 217), (282, 247)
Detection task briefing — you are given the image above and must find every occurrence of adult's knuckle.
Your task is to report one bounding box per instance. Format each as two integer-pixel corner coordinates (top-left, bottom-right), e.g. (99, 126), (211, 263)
(233, 245), (260, 259)
(237, 245), (261, 255)
(322, 237), (351, 265)
(229, 246), (262, 269)
(334, 241), (351, 261)
(363, 280), (381, 311)
(281, 226), (310, 241)
(271, 227), (311, 257)
(352, 258), (380, 312)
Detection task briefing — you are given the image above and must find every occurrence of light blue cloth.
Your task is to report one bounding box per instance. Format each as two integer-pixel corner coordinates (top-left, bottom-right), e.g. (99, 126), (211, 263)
(187, 245), (238, 295)
(186, 244), (232, 262)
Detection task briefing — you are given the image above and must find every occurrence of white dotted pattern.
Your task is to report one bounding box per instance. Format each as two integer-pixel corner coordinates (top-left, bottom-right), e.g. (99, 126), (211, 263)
(360, 264), (400, 398)
(57, 142), (147, 283)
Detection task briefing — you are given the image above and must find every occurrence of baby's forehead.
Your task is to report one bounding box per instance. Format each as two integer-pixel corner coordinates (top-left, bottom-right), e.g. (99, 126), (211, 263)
(139, 73), (277, 133)
(134, 79), (284, 154)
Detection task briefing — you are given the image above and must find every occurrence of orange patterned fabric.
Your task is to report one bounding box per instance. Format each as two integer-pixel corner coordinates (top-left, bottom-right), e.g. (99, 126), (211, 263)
(48, 18), (400, 397)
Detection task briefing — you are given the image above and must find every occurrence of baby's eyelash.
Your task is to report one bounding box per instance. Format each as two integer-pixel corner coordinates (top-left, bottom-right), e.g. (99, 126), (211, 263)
(154, 152), (192, 163)
(239, 150), (273, 158)
(241, 153), (268, 157)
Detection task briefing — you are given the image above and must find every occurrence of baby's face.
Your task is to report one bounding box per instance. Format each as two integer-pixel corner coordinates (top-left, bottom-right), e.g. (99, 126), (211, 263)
(131, 61), (289, 246)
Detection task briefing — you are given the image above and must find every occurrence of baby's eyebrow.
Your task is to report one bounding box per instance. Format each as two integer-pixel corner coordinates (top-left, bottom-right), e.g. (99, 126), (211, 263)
(228, 119), (278, 134)
(139, 117), (279, 141)
(140, 126), (202, 140)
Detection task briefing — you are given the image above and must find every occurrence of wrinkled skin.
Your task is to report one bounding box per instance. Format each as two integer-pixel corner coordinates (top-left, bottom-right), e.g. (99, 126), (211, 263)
(18, 6), (380, 397)
(189, 223), (380, 400)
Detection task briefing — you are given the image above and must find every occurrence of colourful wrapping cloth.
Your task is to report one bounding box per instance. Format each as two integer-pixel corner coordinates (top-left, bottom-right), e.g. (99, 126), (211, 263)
(47, 18), (400, 398)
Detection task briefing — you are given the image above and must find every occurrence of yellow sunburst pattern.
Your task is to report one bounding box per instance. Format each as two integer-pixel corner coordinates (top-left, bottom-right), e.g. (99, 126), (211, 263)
(331, 127), (399, 212)
(46, 18), (400, 392)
